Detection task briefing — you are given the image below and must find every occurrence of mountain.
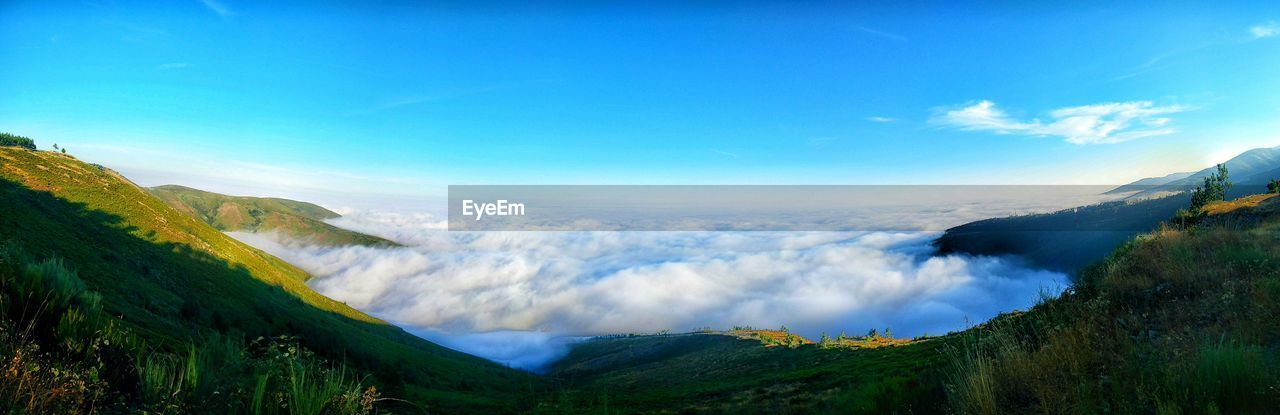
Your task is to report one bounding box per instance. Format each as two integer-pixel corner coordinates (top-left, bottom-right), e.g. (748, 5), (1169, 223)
(1116, 145), (1280, 197)
(0, 147), (539, 413)
(543, 194), (1280, 414)
(1104, 171), (1194, 194)
(147, 184), (399, 247)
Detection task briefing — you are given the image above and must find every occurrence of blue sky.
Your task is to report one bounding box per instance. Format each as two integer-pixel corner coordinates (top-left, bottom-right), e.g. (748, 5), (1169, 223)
(3, 1), (1279, 201)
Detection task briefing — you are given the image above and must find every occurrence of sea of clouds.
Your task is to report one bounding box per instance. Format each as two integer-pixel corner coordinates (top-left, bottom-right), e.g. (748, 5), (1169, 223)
(230, 206), (1073, 371)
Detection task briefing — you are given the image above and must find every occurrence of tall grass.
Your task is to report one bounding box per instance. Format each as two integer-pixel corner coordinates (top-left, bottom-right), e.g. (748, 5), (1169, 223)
(1189, 339), (1270, 413)
(2, 242), (386, 414)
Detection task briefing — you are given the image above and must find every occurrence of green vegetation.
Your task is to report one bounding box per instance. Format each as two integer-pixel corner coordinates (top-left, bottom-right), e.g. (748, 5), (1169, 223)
(0, 147), (540, 413)
(0, 132), (36, 150)
(543, 332), (949, 414)
(148, 185), (400, 247)
(0, 242), (384, 413)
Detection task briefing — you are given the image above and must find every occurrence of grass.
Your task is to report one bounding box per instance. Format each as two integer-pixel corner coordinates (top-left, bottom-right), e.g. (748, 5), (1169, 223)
(939, 194), (1280, 414)
(0, 147), (541, 412)
(148, 184), (400, 247)
(543, 332), (950, 414)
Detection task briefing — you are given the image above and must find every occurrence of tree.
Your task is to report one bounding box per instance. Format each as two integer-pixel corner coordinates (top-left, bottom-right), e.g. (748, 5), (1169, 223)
(0, 132), (36, 150)
(819, 332), (833, 348)
(1190, 164), (1231, 212)
(1268, 178), (1280, 194)
(867, 328), (878, 338)
(883, 327), (893, 339)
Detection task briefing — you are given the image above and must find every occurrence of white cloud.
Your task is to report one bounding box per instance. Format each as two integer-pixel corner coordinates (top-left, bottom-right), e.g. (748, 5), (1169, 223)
(229, 210), (1069, 370)
(1250, 22), (1278, 39)
(867, 116), (896, 123)
(156, 62), (190, 70)
(198, 0), (233, 18)
(933, 100), (1188, 144)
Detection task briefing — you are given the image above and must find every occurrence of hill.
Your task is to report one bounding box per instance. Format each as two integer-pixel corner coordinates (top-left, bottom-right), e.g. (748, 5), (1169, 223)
(542, 331), (948, 414)
(543, 194), (1280, 414)
(0, 147), (539, 413)
(147, 185), (399, 247)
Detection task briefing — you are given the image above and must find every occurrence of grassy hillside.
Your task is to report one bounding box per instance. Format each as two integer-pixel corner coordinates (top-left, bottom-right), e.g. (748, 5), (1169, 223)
(542, 332), (948, 414)
(941, 193), (1280, 414)
(0, 147), (539, 413)
(148, 185), (399, 247)
(546, 194), (1280, 414)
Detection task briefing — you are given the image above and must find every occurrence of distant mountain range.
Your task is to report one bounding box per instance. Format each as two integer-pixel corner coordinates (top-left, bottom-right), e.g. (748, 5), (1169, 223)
(1110, 145), (1280, 197)
(148, 184), (399, 247)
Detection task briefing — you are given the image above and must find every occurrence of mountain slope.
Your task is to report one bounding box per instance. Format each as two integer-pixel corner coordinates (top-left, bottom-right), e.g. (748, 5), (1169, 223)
(545, 332), (949, 414)
(934, 194), (1191, 273)
(0, 147), (538, 412)
(147, 184), (399, 247)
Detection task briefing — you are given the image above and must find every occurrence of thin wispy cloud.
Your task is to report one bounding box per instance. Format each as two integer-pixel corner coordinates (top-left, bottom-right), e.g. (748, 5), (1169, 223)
(807, 137), (836, 148)
(710, 149), (740, 158)
(933, 100), (1189, 145)
(348, 84), (516, 116)
(867, 116), (896, 123)
(1250, 22), (1279, 39)
(856, 26), (908, 42)
(198, 0), (233, 18)
(156, 62), (190, 70)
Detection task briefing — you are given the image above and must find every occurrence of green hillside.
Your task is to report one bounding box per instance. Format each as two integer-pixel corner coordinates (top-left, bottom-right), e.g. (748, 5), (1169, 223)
(542, 331), (948, 414)
(147, 185), (399, 248)
(545, 195), (1280, 414)
(0, 147), (540, 413)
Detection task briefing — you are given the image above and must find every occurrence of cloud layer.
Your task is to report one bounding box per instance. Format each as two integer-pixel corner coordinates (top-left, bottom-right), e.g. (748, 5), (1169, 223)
(934, 100), (1188, 144)
(229, 211), (1068, 370)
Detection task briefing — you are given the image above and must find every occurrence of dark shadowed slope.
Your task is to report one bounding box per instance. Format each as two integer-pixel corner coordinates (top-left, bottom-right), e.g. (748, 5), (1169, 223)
(0, 147), (539, 412)
(934, 194), (1191, 273)
(147, 184), (400, 247)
